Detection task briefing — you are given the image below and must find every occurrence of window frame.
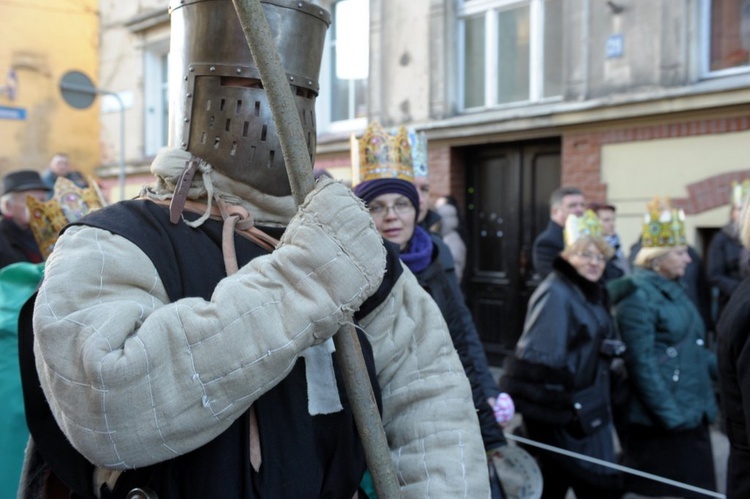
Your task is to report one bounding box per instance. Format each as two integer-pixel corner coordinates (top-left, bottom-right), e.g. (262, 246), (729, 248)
(143, 39), (170, 157)
(700, 0), (750, 78)
(315, 0), (369, 134)
(457, 0), (562, 111)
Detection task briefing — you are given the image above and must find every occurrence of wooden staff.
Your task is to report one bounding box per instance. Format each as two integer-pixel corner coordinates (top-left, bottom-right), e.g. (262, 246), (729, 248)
(229, 1), (401, 496)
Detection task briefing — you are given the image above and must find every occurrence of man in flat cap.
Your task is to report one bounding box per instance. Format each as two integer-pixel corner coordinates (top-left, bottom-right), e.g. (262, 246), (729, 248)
(0, 170), (50, 269)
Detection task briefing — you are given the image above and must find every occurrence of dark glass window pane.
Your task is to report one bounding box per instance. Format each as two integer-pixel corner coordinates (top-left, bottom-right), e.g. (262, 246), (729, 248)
(710, 0), (750, 71)
(543, 0), (563, 97)
(160, 53), (169, 148)
(497, 5), (530, 104)
(464, 15), (486, 108)
(330, 0), (368, 121)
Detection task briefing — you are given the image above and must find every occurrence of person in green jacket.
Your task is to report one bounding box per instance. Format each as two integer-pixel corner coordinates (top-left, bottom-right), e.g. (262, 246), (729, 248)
(0, 262), (44, 498)
(608, 198), (718, 498)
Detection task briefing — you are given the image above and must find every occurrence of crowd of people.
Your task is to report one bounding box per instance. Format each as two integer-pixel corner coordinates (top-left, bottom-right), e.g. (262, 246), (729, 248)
(499, 183), (748, 498)
(0, 0), (747, 497)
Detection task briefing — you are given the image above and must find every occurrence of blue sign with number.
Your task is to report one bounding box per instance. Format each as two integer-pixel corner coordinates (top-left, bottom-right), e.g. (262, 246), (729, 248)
(606, 34), (624, 59)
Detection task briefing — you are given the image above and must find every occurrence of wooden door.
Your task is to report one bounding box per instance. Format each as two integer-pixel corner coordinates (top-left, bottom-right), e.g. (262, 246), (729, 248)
(464, 140), (561, 363)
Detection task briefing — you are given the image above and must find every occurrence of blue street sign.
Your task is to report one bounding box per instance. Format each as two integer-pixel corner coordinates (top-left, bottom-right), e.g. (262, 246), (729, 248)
(606, 34), (624, 59)
(0, 106), (26, 120)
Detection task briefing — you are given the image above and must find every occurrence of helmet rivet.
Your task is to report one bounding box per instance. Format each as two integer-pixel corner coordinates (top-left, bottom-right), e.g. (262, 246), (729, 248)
(181, 142), (187, 148)
(298, 2), (303, 7)
(236, 68), (242, 74)
(189, 66), (195, 72)
(209, 66), (216, 72)
(184, 118), (189, 123)
(289, 76), (294, 81)
(186, 93), (193, 98)
(308, 80), (312, 85)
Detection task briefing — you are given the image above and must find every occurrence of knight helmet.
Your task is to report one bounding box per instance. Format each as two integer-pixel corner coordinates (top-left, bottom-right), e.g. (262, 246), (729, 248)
(168, 0), (330, 196)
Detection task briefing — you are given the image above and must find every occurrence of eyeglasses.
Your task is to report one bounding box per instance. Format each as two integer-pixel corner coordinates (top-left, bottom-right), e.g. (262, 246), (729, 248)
(368, 200), (415, 217)
(575, 251), (606, 263)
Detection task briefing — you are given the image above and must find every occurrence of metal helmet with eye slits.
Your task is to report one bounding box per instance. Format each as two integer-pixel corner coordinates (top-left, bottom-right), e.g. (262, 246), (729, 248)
(168, 0), (330, 196)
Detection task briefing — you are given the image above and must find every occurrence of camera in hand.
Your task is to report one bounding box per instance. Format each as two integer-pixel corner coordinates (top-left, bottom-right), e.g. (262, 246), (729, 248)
(600, 339), (626, 358)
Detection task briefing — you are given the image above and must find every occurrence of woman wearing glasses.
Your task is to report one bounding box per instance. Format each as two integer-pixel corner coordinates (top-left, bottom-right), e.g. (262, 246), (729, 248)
(352, 123), (508, 497)
(608, 200), (717, 498)
(499, 210), (623, 499)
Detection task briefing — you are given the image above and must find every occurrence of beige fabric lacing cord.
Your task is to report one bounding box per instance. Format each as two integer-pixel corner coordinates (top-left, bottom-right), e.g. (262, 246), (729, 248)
(145, 196), (279, 276)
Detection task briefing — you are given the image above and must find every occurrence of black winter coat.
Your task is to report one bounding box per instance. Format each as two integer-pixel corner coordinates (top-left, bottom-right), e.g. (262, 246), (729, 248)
(717, 275), (750, 499)
(532, 220), (564, 279)
(0, 218), (43, 269)
(501, 257), (617, 420)
(707, 224), (744, 315)
(499, 257), (620, 482)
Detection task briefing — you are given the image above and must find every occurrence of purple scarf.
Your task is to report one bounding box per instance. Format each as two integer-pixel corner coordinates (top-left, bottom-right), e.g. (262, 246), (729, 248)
(400, 226), (433, 274)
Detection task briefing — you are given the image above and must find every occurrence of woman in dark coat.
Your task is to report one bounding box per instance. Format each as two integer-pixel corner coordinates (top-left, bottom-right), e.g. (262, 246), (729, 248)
(717, 198), (750, 498)
(499, 211), (622, 499)
(352, 122), (507, 497)
(609, 203), (717, 498)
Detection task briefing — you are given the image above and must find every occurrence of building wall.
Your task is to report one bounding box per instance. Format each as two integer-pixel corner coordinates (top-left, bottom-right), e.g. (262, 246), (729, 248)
(0, 0), (99, 177)
(97, 0), (168, 200)
(93, 0), (750, 225)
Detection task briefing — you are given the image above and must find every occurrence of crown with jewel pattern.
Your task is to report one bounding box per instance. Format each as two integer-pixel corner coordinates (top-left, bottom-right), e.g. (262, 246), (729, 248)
(350, 122), (413, 187)
(564, 209), (604, 248)
(26, 176), (106, 259)
(640, 196), (686, 248)
(731, 179), (750, 206)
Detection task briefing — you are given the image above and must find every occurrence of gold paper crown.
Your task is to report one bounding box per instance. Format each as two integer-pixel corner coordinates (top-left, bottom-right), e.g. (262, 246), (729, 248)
(564, 210), (604, 248)
(641, 196), (686, 248)
(27, 176), (106, 259)
(350, 122), (413, 187)
(731, 179), (750, 206)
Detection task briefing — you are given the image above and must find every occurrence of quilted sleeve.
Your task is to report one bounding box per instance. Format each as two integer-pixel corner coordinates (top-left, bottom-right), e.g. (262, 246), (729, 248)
(33, 179), (386, 469)
(358, 265), (490, 498)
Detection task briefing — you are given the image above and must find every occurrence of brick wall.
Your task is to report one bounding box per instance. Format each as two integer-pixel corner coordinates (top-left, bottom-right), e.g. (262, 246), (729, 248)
(427, 145), (451, 200)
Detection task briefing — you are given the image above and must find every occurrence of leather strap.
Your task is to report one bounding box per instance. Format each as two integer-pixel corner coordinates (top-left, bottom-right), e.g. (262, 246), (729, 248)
(145, 195), (278, 472)
(249, 406), (262, 472)
(169, 158), (200, 224)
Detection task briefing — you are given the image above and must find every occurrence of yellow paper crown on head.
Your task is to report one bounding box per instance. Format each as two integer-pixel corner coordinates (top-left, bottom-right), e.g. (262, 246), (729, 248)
(731, 179), (750, 206)
(26, 176), (106, 259)
(641, 196), (686, 248)
(564, 210), (603, 248)
(350, 122), (413, 187)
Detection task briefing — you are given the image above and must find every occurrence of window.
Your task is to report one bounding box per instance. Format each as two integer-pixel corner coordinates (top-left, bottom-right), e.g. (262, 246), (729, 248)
(703, 0), (750, 75)
(459, 0), (562, 110)
(316, 0), (369, 132)
(144, 42), (170, 156)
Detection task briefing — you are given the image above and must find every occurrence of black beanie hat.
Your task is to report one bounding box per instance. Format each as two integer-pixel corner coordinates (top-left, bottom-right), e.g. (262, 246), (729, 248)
(353, 178), (419, 213)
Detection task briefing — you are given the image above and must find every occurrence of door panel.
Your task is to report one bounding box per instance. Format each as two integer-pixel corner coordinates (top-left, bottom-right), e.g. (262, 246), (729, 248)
(464, 141), (560, 363)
